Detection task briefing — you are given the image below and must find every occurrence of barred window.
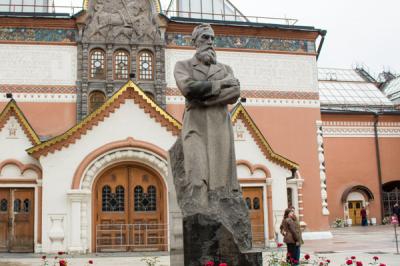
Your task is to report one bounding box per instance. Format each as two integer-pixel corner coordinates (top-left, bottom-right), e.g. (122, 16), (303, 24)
(115, 185), (125, 211)
(102, 185), (124, 212)
(90, 49), (106, 79)
(114, 50), (130, 80)
(134, 186), (143, 211)
(0, 199), (7, 212)
(134, 185), (156, 211)
(147, 185), (157, 211)
(138, 50), (154, 80)
(89, 91), (106, 113)
(14, 199), (21, 212)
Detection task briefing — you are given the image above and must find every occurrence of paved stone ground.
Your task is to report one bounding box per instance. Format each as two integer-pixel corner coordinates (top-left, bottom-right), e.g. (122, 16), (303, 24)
(1, 225), (400, 266)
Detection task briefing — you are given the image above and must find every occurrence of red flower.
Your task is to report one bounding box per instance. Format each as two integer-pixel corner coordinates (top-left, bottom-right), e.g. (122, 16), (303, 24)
(356, 261), (362, 266)
(379, 264), (386, 266)
(293, 260), (298, 264)
(41, 255), (46, 260)
(373, 256), (379, 261)
(351, 256), (356, 260)
(219, 263), (227, 266)
(205, 262), (214, 266)
(319, 262), (324, 266)
(88, 260), (93, 264)
(277, 243), (283, 248)
(326, 259), (331, 263)
(346, 259), (353, 265)
(304, 254), (310, 260)
(59, 259), (67, 266)
(58, 251), (64, 255)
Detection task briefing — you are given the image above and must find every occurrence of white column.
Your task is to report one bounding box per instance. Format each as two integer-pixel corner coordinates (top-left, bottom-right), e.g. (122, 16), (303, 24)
(67, 189), (91, 253)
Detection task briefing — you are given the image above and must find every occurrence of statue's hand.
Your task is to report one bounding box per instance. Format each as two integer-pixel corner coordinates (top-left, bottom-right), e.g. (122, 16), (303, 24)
(221, 78), (240, 89)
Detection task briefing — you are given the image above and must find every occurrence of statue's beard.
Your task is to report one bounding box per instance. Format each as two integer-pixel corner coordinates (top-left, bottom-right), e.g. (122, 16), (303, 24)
(196, 47), (217, 65)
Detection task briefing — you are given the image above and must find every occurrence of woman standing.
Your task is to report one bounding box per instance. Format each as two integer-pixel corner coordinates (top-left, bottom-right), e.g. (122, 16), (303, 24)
(280, 208), (301, 265)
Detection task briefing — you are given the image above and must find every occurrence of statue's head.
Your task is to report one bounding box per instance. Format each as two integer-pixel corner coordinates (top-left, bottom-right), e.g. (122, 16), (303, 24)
(192, 23), (216, 65)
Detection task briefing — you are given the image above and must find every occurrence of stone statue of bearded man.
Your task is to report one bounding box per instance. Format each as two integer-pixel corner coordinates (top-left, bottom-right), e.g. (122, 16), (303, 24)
(172, 23), (241, 211)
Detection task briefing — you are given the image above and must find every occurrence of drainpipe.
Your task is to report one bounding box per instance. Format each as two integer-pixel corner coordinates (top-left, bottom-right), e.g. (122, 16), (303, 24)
(373, 113), (384, 220)
(316, 30), (327, 61)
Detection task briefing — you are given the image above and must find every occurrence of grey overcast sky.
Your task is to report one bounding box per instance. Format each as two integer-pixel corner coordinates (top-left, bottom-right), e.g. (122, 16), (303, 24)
(158, 0), (400, 78)
(64, 0), (399, 77)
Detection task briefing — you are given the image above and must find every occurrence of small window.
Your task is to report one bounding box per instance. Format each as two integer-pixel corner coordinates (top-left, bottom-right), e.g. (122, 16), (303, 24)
(14, 199), (21, 212)
(115, 186), (125, 212)
(0, 199), (7, 212)
(134, 185), (156, 212)
(114, 50), (130, 80)
(23, 199), (30, 213)
(90, 49), (106, 79)
(134, 186), (143, 211)
(102, 185), (125, 212)
(138, 50), (154, 80)
(148, 185), (157, 211)
(89, 91), (106, 113)
(253, 197), (260, 210)
(245, 197), (252, 210)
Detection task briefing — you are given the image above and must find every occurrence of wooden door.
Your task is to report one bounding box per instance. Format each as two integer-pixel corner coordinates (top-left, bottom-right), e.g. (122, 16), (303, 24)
(242, 187), (265, 247)
(94, 165), (165, 252)
(348, 201), (362, 225)
(0, 189), (10, 252)
(96, 166), (129, 251)
(0, 188), (34, 253)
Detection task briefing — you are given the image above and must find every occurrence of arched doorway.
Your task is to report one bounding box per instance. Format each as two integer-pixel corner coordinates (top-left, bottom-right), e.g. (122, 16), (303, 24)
(93, 163), (167, 252)
(383, 181), (400, 217)
(341, 185), (374, 225)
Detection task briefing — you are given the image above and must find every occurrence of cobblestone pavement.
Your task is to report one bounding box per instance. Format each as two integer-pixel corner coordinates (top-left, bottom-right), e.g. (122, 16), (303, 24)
(1, 225), (400, 266)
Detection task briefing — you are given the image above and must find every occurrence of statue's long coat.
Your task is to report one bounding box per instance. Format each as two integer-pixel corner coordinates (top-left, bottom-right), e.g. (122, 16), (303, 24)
(174, 56), (240, 195)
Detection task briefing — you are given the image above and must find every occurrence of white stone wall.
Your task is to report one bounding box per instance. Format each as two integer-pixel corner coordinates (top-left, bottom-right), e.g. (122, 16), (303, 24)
(165, 49), (318, 92)
(0, 44), (77, 85)
(234, 119), (292, 240)
(0, 116), (38, 166)
(39, 99), (176, 252)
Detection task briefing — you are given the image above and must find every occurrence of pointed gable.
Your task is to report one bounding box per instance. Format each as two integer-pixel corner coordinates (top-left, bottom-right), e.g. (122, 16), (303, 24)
(0, 99), (40, 146)
(231, 103), (298, 170)
(27, 81), (182, 158)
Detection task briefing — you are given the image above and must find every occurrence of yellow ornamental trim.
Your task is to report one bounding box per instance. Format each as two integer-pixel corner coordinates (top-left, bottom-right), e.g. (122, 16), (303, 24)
(0, 100), (41, 145)
(27, 81), (181, 156)
(231, 104), (299, 170)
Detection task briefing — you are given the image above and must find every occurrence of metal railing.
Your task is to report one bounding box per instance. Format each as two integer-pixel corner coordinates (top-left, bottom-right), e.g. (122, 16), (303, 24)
(164, 10), (298, 25)
(0, 3), (82, 15)
(96, 223), (168, 252)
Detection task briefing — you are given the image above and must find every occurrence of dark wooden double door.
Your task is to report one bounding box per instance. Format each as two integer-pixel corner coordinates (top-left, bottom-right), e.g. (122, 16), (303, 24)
(94, 165), (166, 252)
(0, 188), (34, 252)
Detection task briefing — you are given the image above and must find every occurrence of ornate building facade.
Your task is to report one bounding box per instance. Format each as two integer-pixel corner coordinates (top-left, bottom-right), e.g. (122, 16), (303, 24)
(0, 0), (399, 255)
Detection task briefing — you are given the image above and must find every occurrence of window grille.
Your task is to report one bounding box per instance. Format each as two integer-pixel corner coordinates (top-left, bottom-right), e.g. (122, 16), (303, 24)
(89, 91), (106, 113)
(90, 49), (106, 79)
(114, 50), (129, 80)
(138, 51), (154, 80)
(0, 199), (7, 212)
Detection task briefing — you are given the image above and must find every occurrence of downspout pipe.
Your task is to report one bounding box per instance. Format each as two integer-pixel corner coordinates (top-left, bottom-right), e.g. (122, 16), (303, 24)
(373, 113), (385, 221)
(316, 30), (327, 61)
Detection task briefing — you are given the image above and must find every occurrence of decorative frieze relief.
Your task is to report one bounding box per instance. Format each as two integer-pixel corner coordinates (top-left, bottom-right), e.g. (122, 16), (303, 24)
(0, 28), (77, 43)
(322, 124), (400, 138)
(166, 33), (316, 53)
(0, 93), (77, 103)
